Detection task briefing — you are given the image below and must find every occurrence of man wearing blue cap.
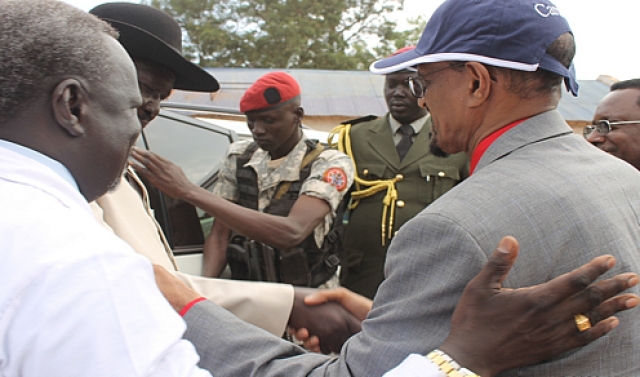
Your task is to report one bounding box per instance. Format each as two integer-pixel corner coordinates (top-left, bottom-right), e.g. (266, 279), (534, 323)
(365, 0), (639, 375)
(149, 0), (640, 376)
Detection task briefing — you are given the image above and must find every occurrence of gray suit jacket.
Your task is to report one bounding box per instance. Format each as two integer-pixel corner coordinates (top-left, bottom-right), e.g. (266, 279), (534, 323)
(184, 110), (640, 376)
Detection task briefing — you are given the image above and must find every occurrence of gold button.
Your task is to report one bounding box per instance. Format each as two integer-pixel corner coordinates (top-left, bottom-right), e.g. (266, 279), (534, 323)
(395, 174), (404, 181)
(397, 200), (405, 208)
(363, 168), (369, 175)
(438, 171), (446, 177)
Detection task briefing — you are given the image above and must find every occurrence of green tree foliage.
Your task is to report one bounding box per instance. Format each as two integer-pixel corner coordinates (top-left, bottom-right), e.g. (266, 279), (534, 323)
(373, 15), (426, 58)
(146, 0), (424, 70)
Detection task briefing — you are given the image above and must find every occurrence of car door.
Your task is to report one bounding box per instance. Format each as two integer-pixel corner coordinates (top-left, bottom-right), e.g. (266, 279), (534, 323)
(135, 109), (238, 275)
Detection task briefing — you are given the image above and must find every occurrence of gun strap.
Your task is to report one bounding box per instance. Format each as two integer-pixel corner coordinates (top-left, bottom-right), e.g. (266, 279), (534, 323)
(273, 143), (324, 200)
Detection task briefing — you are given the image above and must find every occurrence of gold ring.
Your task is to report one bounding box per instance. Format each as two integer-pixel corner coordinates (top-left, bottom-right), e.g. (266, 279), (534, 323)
(574, 314), (592, 332)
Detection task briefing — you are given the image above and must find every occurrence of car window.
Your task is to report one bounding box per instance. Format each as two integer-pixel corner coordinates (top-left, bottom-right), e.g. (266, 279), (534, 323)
(138, 110), (236, 252)
(142, 112), (232, 185)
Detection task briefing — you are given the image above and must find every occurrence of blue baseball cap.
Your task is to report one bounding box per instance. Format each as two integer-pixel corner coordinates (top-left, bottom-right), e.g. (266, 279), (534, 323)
(370, 0), (579, 96)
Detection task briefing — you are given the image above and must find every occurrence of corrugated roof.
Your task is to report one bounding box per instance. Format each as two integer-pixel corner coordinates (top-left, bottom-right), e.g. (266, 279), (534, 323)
(167, 68), (610, 121)
(557, 79), (610, 121)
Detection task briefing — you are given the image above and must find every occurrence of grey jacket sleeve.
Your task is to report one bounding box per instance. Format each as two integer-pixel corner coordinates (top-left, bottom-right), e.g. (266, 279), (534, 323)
(183, 300), (339, 376)
(182, 213), (483, 377)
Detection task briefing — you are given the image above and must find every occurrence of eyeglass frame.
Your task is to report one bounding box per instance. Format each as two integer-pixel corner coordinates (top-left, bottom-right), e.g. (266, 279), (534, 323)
(582, 120), (640, 138)
(405, 76), (425, 99)
(405, 62), (467, 99)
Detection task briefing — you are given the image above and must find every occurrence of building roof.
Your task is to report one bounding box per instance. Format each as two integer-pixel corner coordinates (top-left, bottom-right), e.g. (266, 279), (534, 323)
(166, 67), (611, 121)
(557, 79), (610, 122)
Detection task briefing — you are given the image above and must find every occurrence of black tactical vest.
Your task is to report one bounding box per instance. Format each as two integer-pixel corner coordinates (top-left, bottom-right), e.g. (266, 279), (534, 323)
(230, 140), (345, 287)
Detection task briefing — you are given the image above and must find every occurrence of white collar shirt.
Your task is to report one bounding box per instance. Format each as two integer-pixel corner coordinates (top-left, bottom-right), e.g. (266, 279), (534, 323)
(0, 141), (210, 376)
(388, 113), (430, 145)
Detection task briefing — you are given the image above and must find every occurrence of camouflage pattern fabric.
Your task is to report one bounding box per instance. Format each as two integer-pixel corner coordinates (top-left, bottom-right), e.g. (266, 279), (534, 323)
(213, 136), (354, 248)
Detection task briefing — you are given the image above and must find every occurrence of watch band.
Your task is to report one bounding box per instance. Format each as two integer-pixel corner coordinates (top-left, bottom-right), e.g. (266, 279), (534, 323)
(426, 349), (481, 377)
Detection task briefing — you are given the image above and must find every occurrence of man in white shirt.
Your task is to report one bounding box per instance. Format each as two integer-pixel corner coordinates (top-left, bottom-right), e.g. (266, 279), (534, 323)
(0, 1), (209, 375)
(0, 1), (637, 377)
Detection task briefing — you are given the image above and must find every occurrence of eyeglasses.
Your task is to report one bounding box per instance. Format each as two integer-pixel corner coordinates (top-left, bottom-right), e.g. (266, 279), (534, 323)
(406, 76), (427, 99)
(582, 120), (640, 138)
(405, 63), (466, 98)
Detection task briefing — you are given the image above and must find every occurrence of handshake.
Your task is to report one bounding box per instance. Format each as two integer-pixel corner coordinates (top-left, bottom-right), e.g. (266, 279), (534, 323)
(153, 235), (638, 375)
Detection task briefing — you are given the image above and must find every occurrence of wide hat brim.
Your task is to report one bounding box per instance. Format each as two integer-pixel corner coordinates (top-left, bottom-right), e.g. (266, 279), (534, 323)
(106, 19), (219, 92)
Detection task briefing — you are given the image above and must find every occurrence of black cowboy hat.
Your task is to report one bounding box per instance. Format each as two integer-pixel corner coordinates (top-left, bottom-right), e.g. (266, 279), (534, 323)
(90, 2), (219, 92)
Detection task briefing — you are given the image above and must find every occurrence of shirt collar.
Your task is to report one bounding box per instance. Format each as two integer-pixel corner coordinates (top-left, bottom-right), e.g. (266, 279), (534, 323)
(245, 135), (309, 184)
(0, 140), (92, 216)
(0, 140), (78, 190)
(469, 118), (529, 175)
(388, 113), (430, 135)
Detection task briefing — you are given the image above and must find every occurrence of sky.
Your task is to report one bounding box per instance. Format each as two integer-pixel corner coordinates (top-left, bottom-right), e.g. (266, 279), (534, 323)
(64, 0), (639, 81)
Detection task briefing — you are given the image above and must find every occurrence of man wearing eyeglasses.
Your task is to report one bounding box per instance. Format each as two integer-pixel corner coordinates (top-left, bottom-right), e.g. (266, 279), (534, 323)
(585, 79), (640, 170)
(336, 46), (468, 299)
(151, 0), (640, 376)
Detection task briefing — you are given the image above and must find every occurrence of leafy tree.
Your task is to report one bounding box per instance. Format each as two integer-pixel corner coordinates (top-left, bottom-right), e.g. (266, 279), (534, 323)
(373, 15), (426, 58)
(146, 0), (422, 70)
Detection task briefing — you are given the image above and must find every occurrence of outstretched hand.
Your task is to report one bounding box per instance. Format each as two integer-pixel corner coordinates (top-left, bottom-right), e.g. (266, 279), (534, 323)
(130, 147), (197, 200)
(288, 287), (363, 354)
(440, 236), (639, 377)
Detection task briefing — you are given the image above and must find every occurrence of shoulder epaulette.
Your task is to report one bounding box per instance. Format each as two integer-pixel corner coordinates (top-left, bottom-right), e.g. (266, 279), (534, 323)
(340, 115), (378, 126)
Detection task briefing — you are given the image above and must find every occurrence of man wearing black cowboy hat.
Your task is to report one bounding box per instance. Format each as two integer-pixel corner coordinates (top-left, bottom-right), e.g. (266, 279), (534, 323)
(88, 2), (362, 347)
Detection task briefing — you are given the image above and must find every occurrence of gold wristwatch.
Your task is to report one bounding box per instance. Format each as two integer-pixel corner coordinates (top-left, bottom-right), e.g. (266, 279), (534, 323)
(426, 349), (481, 377)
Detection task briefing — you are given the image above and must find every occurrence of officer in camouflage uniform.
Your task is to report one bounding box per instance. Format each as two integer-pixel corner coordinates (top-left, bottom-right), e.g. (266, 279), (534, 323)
(205, 72), (354, 288)
(332, 47), (469, 298)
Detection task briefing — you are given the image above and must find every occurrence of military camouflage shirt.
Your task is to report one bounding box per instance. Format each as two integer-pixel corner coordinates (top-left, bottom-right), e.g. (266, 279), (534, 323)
(213, 136), (354, 247)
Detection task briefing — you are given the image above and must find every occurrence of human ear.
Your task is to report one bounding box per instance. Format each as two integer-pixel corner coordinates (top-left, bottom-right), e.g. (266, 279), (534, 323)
(51, 79), (87, 137)
(294, 106), (305, 126)
(464, 62), (492, 108)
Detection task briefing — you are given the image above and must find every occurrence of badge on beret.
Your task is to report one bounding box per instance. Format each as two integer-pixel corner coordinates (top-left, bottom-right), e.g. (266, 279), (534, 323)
(323, 168), (348, 192)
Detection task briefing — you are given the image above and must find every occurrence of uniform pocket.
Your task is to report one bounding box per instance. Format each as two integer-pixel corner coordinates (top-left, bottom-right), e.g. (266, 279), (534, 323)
(357, 163), (388, 180)
(418, 163), (462, 203)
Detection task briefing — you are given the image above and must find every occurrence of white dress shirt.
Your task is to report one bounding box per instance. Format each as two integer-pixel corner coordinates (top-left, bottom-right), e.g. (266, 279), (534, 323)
(0, 140), (210, 376)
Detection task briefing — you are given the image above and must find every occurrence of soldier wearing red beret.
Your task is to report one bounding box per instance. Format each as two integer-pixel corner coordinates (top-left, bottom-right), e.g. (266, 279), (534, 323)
(204, 71), (354, 288)
(134, 70), (354, 289)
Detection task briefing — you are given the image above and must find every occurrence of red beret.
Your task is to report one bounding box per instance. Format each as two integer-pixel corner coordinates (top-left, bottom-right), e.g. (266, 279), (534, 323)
(240, 72), (301, 113)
